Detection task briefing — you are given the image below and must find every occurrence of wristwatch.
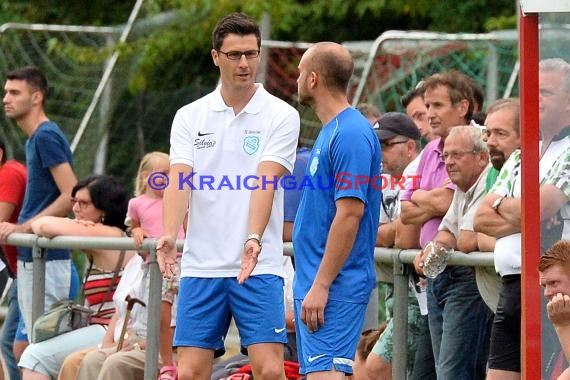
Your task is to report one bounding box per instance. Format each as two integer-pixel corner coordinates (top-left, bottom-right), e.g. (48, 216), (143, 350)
(245, 233), (262, 248)
(492, 196), (505, 213)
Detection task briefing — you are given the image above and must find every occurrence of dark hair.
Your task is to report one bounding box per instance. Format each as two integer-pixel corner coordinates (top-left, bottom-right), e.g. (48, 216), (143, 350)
(6, 66), (49, 101)
(471, 111), (487, 126)
(539, 240), (570, 273)
(468, 78), (485, 112)
(212, 13), (261, 51)
(0, 140), (6, 165)
(422, 70), (475, 122)
(401, 81), (425, 109)
(486, 97), (520, 135)
(71, 175), (130, 231)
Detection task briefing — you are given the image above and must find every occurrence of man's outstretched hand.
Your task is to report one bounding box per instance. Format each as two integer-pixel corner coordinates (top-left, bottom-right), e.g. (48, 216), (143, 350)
(156, 235), (177, 279)
(237, 239), (261, 284)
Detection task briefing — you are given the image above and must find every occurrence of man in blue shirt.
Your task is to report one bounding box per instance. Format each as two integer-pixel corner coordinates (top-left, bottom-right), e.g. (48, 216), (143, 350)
(293, 42), (381, 379)
(0, 66), (79, 348)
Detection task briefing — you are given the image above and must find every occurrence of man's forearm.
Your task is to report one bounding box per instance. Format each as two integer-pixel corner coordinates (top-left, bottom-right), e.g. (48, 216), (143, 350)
(400, 200), (432, 225)
(394, 219), (421, 249)
(313, 209), (361, 289)
(162, 165), (191, 238)
(163, 192), (188, 239)
(411, 188), (454, 216)
(476, 233), (495, 252)
(0, 202), (16, 223)
(456, 230), (478, 253)
(474, 195), (520, 237)
(434, 230), (456, 250)
(497, 197), (521, 229)
(556, 325), (570, 363)
(377, 222), (395, 247)
(21, 195), (72, 232)
(249, 161), (289, 238)
(248, 187), (274, 237)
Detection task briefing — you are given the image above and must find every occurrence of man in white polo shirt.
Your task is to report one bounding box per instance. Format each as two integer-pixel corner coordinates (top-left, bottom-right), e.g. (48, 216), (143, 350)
(156, 12), (300, 380)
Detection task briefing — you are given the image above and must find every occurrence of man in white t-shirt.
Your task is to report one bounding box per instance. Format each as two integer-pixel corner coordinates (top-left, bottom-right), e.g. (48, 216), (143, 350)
(156, 13), (300, 380)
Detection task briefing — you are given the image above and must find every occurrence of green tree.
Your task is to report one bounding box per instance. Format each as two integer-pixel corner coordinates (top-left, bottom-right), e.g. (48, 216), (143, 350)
(0, 0), (518, 184)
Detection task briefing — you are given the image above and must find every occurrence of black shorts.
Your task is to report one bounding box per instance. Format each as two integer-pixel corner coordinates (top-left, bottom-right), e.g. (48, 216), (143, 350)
(488, 274), (521, 372)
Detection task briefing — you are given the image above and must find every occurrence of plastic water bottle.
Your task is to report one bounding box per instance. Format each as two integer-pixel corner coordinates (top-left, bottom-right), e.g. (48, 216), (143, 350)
(423, 241), (454, 279)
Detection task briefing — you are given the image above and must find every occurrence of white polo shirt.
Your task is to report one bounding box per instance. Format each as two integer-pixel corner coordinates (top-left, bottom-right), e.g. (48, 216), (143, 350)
(170, 84), (300, 278)
(491, 135), (570, 276)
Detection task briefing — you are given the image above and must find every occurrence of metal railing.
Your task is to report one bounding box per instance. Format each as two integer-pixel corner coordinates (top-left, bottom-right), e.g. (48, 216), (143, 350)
(6, 233), (494, 379)
(6, 233), (174, 380)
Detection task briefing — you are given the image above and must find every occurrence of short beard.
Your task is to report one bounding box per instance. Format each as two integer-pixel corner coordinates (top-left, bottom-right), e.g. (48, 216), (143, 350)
(490, 152), (506, 170)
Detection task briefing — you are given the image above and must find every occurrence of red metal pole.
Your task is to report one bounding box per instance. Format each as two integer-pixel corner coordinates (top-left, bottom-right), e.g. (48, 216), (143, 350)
(519, 11), (541, 380)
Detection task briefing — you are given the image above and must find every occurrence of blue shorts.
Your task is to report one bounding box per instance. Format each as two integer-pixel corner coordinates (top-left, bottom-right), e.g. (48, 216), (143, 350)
(174, 275), (287, 356)
(294, 299), (367, 375)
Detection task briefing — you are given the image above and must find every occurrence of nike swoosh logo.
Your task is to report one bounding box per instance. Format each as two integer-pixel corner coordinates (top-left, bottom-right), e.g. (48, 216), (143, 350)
(307, 354), (326, 363)
(197, 131), (214, 137)
(274, 327), (286, 333)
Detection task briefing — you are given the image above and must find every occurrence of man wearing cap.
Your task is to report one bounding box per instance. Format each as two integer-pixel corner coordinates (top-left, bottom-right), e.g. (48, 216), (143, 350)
(366, 112), (437, 379)
(372, 112), (422, 247)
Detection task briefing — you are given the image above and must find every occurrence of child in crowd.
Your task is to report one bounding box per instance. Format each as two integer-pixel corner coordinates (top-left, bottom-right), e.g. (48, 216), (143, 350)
(351, 323), (387, 380)
(125, 152), (186, 380)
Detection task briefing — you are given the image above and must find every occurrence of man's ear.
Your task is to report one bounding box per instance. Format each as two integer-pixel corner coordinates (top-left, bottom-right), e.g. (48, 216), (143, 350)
(309, 71), (318, 89)
(406, 139), (415, 158)
(211, 49), (219, 67)
(456, 99), (470, 119)
(31, 90), (43, 105)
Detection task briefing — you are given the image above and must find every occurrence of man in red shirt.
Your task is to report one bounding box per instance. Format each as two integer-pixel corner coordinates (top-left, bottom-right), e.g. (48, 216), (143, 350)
(0, 140), (27, 275)
(0, 139), (27, 380)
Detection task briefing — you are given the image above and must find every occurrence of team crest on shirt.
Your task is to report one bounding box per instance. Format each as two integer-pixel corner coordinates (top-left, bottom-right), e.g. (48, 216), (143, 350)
(243, 136), (260, 155)
(309, 156), (319, 176)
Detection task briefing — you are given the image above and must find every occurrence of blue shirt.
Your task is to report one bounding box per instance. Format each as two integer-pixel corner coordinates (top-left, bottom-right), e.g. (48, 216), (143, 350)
(284, 147), (311, 222)
(18, 121), (73, 262)
(292, 107), (382, 303)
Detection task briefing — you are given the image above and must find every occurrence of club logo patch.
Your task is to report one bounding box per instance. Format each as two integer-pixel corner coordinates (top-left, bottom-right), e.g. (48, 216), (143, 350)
(243, 136), (260, 155)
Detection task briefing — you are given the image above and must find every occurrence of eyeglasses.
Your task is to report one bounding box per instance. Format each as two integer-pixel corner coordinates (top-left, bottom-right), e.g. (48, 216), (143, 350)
(443, 149), (476, 162)
(380, 140), (408, 149)
(217, 50), (260, 60)
(71, 197), (92, 210)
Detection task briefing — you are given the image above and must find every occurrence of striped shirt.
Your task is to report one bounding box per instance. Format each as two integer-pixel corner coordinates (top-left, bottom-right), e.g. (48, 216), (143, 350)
(84, 265), (122, 323)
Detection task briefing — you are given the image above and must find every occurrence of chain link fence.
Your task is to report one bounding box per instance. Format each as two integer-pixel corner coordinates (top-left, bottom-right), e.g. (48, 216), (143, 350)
(0, 20), (519, 188)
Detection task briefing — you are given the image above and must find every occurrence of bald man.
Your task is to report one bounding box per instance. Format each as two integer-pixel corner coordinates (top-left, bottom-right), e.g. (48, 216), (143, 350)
(293, 42), (382, 380)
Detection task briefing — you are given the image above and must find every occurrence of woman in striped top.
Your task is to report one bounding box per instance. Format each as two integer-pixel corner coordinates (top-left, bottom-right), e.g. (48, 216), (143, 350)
(19, 175), (134, 380)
